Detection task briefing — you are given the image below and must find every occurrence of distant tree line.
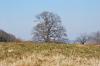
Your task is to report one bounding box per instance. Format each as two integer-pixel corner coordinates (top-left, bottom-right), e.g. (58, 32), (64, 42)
(32, 11), (100, 44)
(1, 11), (100, 45)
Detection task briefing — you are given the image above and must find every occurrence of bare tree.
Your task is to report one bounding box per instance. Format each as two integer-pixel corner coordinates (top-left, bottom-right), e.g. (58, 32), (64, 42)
(76, 34), (88, 44)
(88, 31), (100, 44)
(32, 11), (67, 43)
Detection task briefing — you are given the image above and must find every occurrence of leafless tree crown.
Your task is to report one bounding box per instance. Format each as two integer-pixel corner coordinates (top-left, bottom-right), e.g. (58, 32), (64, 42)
(32, 11), (67, 43)
(76, 34), (88, 44)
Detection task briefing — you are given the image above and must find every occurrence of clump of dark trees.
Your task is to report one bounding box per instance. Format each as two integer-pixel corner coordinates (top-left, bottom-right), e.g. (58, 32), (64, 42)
(0, 29), (16, 42)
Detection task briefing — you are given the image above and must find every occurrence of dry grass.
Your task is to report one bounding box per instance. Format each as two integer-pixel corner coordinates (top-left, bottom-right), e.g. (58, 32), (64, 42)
(0, 42), (100, 66)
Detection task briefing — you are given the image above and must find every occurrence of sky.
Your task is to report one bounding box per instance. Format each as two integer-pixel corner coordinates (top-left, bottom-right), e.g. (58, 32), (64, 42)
(0, 0), (100, 40)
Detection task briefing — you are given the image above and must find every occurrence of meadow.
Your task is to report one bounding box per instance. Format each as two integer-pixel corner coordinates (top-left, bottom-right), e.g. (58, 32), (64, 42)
(0, 42), (100, 66)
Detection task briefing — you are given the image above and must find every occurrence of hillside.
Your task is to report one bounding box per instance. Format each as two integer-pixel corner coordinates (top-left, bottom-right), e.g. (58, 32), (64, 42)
(0, 42), (100, 66)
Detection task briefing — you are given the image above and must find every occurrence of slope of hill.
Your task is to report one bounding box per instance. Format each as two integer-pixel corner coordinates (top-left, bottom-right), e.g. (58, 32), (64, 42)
(0, 42), (100, 66)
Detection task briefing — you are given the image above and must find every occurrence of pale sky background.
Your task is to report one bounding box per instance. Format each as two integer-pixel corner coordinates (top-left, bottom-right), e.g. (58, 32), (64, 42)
(0, 0), (100, 40)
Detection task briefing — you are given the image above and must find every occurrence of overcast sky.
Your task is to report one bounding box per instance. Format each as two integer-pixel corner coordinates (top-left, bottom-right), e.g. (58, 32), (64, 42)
(0, 0), (100, 40)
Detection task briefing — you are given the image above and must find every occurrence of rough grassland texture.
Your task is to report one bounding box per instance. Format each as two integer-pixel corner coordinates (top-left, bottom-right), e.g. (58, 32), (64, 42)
(0, 42), (100, 66)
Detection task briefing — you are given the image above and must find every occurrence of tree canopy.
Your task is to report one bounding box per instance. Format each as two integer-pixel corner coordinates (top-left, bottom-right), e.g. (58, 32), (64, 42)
(32, 11), (67, 43)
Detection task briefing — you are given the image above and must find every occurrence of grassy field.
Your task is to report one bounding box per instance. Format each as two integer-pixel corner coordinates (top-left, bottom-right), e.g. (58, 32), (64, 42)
(0, 42), (100, 66)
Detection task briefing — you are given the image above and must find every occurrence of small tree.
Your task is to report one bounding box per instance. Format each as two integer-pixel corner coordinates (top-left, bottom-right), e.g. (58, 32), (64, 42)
(76, 34), (88, 44)
(32, 11), (67, 43)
